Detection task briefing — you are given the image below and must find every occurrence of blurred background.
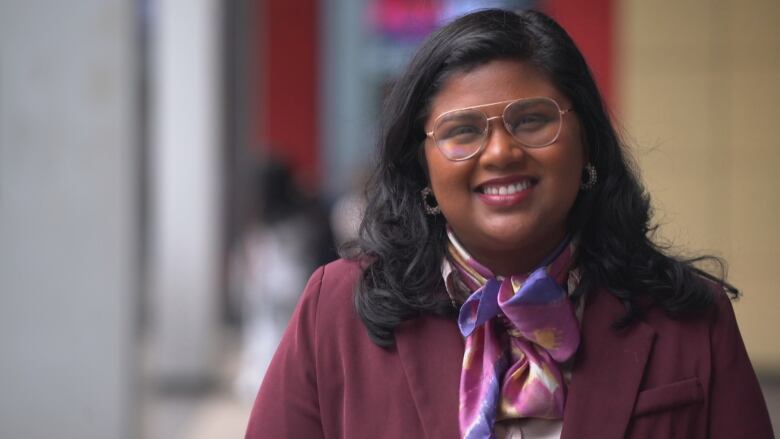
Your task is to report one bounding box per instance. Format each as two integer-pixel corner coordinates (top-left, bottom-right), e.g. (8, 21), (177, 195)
(0, 0), (778, 437)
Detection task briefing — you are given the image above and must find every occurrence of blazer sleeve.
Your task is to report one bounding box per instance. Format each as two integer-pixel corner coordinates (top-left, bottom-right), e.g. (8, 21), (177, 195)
(245, 266), (326, 439)
(708, 292), (774, 438)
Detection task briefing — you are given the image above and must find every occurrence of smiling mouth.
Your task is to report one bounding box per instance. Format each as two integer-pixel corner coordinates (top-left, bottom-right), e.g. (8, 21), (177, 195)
(477, 179), (537, 195)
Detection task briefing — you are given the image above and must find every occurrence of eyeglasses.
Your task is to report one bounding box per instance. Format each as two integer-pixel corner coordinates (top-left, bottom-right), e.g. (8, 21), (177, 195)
(425, 97), (573, 161)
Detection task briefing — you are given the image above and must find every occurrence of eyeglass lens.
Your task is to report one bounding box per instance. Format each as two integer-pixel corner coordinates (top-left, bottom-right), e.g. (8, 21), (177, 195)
(433, 98), (563, 160)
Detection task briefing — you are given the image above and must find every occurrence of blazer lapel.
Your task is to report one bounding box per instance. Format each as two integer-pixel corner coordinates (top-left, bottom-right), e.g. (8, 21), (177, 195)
(396, 314), (464, 439)
(561, 288), (656, 439)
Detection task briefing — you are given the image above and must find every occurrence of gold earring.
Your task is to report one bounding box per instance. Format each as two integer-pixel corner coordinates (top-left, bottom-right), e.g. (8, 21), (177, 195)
(421, 186), (441, 215)
(580, 163), (597, 190)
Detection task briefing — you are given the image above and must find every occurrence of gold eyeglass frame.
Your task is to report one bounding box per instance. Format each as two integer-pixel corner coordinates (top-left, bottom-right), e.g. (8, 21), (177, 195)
(425, 96), (573, 161)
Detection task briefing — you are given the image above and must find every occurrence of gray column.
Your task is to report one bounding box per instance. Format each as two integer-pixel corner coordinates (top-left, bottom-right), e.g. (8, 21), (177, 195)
(148, 0), (223, 383)
(321, 0), (373, 198)
(0, 1), (139, 438)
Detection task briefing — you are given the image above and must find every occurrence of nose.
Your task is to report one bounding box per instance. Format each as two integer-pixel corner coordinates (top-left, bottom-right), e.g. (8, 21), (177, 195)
(478, 116), (525, 167)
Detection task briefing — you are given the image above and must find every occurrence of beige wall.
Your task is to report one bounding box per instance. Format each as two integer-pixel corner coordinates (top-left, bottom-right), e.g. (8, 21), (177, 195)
(619, 0), (780, 371)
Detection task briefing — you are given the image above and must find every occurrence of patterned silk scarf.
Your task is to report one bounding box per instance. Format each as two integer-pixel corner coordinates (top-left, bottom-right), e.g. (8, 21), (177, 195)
(445, 228), (581, 439)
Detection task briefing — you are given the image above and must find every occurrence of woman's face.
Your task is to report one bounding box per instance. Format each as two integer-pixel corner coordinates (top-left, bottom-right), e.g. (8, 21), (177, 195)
(423, 59), (586, 275)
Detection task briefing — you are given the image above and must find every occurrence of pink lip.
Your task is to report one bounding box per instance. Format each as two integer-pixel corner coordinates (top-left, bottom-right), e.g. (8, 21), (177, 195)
(475, 175), (536, 207)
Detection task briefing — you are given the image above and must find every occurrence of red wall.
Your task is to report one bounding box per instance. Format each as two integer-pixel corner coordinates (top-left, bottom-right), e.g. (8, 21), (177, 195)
(544, 0), (615, 108)
(253, 0), (320, 190)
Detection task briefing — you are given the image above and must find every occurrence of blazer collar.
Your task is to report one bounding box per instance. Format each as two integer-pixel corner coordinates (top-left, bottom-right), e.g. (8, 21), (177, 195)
(561, 288), (656, 439)
(396, 313), (464, 439)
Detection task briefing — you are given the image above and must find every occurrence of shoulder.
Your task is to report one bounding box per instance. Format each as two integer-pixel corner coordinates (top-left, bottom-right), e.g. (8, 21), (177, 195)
(246, 259), (368, 438)
(295, 258), (371, 344)
(623, 276), (733, 331)
(653, 281), (739, 339)
(318, 257), (363, 292)
(300, 258), (362, 313)
(638, 282), (736, 350)
(705, 282), (740, 329)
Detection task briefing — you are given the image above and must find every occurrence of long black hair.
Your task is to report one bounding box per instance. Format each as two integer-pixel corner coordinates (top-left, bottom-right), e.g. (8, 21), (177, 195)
(343, 8), (736, 347)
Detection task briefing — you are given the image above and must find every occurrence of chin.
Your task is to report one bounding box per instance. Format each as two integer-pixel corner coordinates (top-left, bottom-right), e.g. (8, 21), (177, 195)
(481, 223), (536, 245)
(483, 223), (564, 252)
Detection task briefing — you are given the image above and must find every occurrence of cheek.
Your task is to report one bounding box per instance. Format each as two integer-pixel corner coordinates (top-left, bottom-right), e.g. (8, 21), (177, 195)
(424, 151), (451, 204)
(562, 149), (585, 183)
(535, 145), (585, 206)
(426, 150), (462, 190)
(553, 133), (586, 182)
(425, 160), (474, 224)
(561, 156), (585, 199)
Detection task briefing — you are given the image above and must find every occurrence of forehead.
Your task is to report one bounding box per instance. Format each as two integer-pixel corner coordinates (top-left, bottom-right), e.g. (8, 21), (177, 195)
(427, 59), (565, 120)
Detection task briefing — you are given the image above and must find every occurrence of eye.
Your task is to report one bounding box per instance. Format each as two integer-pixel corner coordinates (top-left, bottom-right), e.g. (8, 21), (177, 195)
(509, 112), (553, 133)
(435, 111), (486, 143)
(441, 123), (482, 140)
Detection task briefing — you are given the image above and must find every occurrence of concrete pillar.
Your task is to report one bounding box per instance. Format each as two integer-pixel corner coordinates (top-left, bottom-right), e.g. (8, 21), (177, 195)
(148, 0), (223, 383)
(0, 1), (139, 438)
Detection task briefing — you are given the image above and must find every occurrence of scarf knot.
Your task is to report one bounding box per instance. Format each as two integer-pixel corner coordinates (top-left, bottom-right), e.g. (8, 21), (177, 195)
(445, 229), (581, 439)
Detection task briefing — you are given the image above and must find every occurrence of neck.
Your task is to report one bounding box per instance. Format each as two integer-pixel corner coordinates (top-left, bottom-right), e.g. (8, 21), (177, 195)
(478, 248), (551, 277)
(455, 232), (567, 277)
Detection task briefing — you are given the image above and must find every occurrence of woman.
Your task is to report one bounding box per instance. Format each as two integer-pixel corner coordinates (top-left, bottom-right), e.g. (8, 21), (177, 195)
(245, 9), (773, 439)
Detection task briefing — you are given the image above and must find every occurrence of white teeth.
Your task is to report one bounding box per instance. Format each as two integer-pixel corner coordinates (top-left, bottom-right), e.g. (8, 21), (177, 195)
(483, 181), (531, 195)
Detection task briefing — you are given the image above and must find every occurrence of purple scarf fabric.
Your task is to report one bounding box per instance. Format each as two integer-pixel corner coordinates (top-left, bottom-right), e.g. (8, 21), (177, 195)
(445, 229), (581, 439)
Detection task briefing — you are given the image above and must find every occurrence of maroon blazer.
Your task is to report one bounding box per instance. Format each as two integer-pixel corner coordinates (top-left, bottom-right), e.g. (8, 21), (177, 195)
(245, 259), (774, 438)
